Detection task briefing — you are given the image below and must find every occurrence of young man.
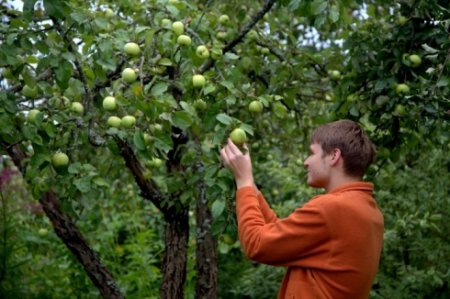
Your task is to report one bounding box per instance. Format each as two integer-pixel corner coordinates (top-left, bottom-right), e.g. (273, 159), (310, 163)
(220, 119), (384, 299)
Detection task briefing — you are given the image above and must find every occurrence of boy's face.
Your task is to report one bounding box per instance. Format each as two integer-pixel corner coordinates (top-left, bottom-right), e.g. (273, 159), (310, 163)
(303, 143), (332, 188)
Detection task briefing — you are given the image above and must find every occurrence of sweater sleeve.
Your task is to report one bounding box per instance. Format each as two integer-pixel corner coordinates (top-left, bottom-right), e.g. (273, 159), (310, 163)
(255, 189), (278, 223)
(236, 186), (330, 266)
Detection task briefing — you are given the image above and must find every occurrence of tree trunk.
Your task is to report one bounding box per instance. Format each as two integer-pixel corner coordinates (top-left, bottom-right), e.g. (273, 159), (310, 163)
(195, 179), (218, 299)
(40, 191), (124, 299)
(160, 207), (189, 299)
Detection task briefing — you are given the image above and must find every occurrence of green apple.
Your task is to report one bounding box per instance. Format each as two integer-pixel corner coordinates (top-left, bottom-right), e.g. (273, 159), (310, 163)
(22, 84), (38, 98)
(121, 115), (136, 128)
(329, 70), (341, 80)
(107, 116), (121, 128)
(394, 104), (407, 116)
(211, 48), (223, 60)
(247, 30), (258, 41)
(172, 21), (184, 36)
(396, 83), (410, 95)
(102, 96), (117, 110)
(194, 99), (207, 110)
(409, 54), (422, 67)
(248, 100), (263, 113)
(216, 31), (227, 40)
(192, 74), (206, 88)
(161, 18), (172, 27)
(122, 68), (137, 83)
(398, 16), (408, 25)
(230, 128), (247, 146)
(54, 96), (71, 109)
(105, 8), (115, 18)
(260, 47), (270, 55)
(218, 14), (229, 25)
(143, 133), (153, 144)
(151, 158), (163, 168)
(27, 109), (41, 123)
(196, 45), (210, 59)
(123, 42), (141, 56)
(71, 102), (84, 114)
(52, 152), (69, 167)
(177, 34), (191, 46)
(38, 228), (48, 237)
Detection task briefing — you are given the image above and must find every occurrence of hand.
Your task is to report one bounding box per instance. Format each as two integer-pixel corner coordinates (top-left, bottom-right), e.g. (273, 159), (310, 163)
(220, 139), (254, 189)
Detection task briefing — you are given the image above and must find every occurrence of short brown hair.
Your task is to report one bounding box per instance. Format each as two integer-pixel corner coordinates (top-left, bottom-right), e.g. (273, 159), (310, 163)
(310, 119), (376, 178)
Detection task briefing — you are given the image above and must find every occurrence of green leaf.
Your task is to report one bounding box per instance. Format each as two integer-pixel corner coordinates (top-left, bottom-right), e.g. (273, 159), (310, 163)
(151, 82), (169, 97)
(311, 0), (328, 15)
(211, 199), (225, 219)
(92, 177), (109, 187)
(74, 176), (92, 193)
(171, 111), (193, 130)
(133, 131), (146, 151)
(329, 4), (339, 23)
(44, 0), (70, 19)
(216, 113), (232, 125)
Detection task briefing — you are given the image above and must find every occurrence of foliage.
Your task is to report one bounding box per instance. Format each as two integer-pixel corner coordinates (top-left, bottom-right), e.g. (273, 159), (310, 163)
(0, 0), (449, 298)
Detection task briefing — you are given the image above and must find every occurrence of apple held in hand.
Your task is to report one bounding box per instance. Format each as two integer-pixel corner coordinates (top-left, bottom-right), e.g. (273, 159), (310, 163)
(103, 96), (117, 110)
(122, 68), (137, 83)
(124, 42), (141, 56)
(230, 128), (247, 146)
(192, 74), (206, 88)
(52, 152), (69, 168)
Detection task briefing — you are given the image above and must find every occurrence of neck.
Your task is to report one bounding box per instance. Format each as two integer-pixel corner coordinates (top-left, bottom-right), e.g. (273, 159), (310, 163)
(325, 174), (362, 193)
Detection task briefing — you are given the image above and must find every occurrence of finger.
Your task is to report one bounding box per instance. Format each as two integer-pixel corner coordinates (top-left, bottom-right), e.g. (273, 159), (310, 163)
(227, 138), (242, 155)
(220, 147), (230, 166)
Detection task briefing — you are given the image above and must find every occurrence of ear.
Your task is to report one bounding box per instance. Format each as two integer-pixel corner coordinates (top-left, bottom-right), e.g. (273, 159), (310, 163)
(329, 148), (342, 166)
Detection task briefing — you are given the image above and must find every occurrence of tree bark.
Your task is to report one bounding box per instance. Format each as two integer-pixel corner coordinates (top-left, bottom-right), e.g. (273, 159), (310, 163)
(160, 207), (189, 299)
(1, 142), (124, 299)
(195, 179), (218, 299)
(39, 191), (124, 299)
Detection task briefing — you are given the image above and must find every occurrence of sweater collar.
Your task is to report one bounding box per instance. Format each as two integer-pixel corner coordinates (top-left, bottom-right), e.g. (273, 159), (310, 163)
(327, 182), (374, 194)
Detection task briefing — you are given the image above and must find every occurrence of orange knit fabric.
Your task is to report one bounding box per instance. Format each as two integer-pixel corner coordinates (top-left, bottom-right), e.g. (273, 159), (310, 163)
(236, 182), (384, 299)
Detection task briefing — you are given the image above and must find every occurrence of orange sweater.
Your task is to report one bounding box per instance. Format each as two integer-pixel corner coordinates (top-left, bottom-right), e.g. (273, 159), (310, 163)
(236, 182), (384, 299)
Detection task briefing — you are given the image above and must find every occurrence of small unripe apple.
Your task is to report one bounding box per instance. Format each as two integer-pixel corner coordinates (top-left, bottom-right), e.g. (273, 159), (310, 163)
(194, 99), (207, 110)
(196, 45), (210, 59)
(38, 228), (49, 237)
(52, 152), (69, 167)
(161, 18), (172, 27)
(398, 15), (408, 25)
(177, 34), (191, 46)
(123, 42), (141, 56)
(151, 158), (163, 168)
(121, 115), (136, 128)
(22, 85), (38, 98)
(218, 14), (229, 25)
(248, 100), (263, 113)
(107, 116), (121, 128)
(229, 128), (247, 146)
(122, 68), (137, 83)
(394, 104), (407, 116)
(102, 96), (117, 110)
(211, 48), (223, 60)
(54, 96), (71, 109)
(408, 54), (422, 67)
(71, 102), (84, 114)
(329, 70), (341, 80)
(28, 109), (41, 123)
(104, 8), (115, 18)
(247, 30), (258, 41)
(216, 31), (227, 40)
(396, 83), (410, 95)
(172, 21), (184, 36)
(192, 74), (206, 88)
